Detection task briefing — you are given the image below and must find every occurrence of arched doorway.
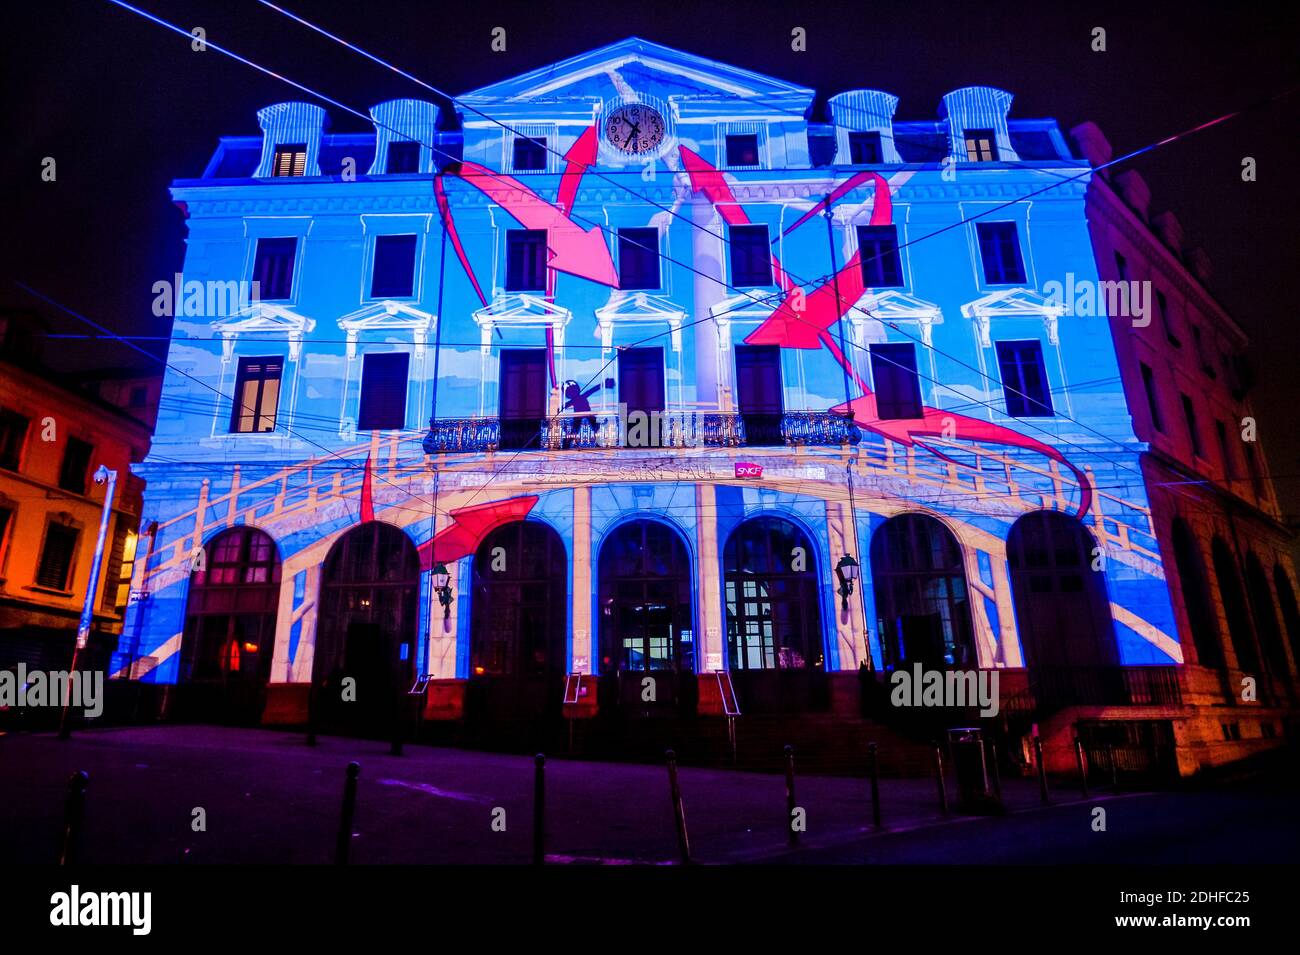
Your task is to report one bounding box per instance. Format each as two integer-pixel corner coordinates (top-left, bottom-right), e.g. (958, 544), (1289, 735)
(1245, 553), (1287, 674)
(871, 514), (976, 670)
(1007, 510), (1116, 670)
(723, 516), (827, 712)
(468, 520), (568, 723)
(180, 526), (281, 723)
(1274, 563), (1300, 669)
(597, 519), (695, 713)
(1211, 537), (1260, 673)
(1170, 519), (1223, 668)
(314, 521), (420, 733)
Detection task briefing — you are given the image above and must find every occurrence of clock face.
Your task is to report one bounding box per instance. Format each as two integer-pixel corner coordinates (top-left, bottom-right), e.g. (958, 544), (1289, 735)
(604, 104), (666, 156)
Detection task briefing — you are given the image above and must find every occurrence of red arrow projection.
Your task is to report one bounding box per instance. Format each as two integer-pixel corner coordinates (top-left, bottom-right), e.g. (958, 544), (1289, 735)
(557, 126), (598, 215)
(687, 157), (1091, 517)
(359, 455), (375, 523)
(417, 495), (539, 567)
(452, 160), (618, 287)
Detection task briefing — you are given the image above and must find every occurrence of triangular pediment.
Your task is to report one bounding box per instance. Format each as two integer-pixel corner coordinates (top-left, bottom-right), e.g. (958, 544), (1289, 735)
(852, 289), (943, 321)
(595, 291), (687, 322)
(459, 37), (813, 108)
(212, 302), (315, 335)
(961, 287), (1065, 319)
(337, 300), (436, 333)
(474, 293), (572, 325)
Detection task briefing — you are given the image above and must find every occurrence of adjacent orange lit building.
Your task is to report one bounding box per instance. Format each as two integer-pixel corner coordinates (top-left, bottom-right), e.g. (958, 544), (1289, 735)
(0, 314), (156, 675)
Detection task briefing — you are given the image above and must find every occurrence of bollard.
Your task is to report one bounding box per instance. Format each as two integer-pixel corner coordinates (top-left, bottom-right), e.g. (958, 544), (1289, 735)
(987, 739), (1003, 804)
(867, 742), (882, 829)
(305, 679), (318, 747)
(1074, 738), (1089, 798)
(335, 761), (360, 865)
(783, 744), (798, 846)
(532, 753), (546, 865)
(1034, 736), (1049, 804)
(665, 750), (691, 864)
(932, 744), (949, 816)
(59, 771), (89, 865)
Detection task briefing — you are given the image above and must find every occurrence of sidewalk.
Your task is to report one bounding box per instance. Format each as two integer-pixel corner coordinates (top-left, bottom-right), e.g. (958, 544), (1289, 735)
(0, 725), (1118, 864)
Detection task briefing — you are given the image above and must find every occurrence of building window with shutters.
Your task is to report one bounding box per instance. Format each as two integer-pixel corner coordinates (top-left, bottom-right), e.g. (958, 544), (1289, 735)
(370, 234), (418, 299)
(36, 519), (80, 591)
(101, 517), (138, 613)
(271, 143), (308, 177)
(230, 357), (283, 434)
(869, 342), (923, 420)
(996, 340), (1054, 417)
(251, 237), (297, 301)
(357, 351), (410, 431)
(58, 436), (94, 494)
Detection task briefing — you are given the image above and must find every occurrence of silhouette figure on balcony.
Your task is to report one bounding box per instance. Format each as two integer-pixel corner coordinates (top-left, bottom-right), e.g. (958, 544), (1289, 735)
(562, 378), (615, 447)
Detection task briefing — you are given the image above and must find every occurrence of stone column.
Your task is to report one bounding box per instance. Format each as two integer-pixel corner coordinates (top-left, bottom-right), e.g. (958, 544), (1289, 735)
(571, 485), (593, 673)
(696, 483), (724, 671)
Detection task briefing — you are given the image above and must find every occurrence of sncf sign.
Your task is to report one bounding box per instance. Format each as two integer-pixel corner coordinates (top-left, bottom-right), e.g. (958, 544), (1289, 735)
(734, 462), (763, 479)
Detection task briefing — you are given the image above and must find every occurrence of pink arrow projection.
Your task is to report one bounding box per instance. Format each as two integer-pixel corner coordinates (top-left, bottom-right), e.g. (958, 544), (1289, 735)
(557, 126), (598, 215)
(359, 455), (375, 523)
(687, 156), (1092, 517)
(452, 160), (619, 287)
(417, 495), (540, 567)
(435, 175), (489, 308)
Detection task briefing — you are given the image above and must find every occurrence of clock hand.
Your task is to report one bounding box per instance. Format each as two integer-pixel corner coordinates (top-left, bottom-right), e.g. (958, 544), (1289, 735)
(624, 124), (641, 149)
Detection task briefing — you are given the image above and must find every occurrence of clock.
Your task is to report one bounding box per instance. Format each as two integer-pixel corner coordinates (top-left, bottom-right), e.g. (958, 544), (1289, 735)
(603, 104), (666, 156)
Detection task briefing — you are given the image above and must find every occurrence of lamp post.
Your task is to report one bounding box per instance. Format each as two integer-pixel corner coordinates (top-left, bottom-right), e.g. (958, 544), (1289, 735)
(59, 464), (117, 739)
(835, 554), (860, 611)
(432, 562), (454, 619)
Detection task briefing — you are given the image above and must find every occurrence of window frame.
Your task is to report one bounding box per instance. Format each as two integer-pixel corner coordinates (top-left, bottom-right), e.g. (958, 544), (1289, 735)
(724, 133), (761, 169)
(975, 221), (1027, 286)
(512, 135), (548, 172)
(271, 143), (308, 178)
(847, 131), (884, 165)
(369, 233), (419, 300)
(251, 236), (298, 302)
(995, 339), (1054, 418)
(616, 227), (662, 291)
(856, 224), (905, 288)
(229, 356), (285, 434)
(505, 228), (548, 292)
(728, 224), (774, 288)
(869, 342), (924, 420)
(0, 408), (30, 472)
(58, 436), (94, 495)
(385, 141), (422, 175)
(35, 518), (80, 592)
(356, 351), (411, 432)
(964, 128), (999, 162)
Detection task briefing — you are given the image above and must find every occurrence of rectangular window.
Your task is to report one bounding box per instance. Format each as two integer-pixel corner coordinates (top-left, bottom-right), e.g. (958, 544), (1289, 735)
(1140, 362), (1163, 432)
(272, 144), (307, 178)
(1245, 443), (1264, 500)
(357, 352), (410, 431)
(370, 234), (418, 298)
(617, 228), (661, 290)
(512, 136), (547, 171)
(735, 345), (784, 446)
(848, 131), (883, 164)
(729, 224), (773, 288)
(1181, 393), (1203, 458)
(230, 357), (283, 434)
(505, 229), (547, 292)
(996, 340), (1054, 417)
(498, 349), (548, 450)
(0, 408), (29, 471)
(870, 343), (924, 420)
(1215, 420), (1233, 481)
(1156, 290), (1180, 346)
(619, 348), (666, 413)
(386, 141), (421, 174)
(964, 129), (999, 162)
(36, 522), (79, 591)
(252, 237), (297, 301)
(857, 225), (904, 288)
(725, 133), (760, 168)
(100, 516), (137, 613)
(976, 221), (1026, 285)
(58, 437), (94, 494)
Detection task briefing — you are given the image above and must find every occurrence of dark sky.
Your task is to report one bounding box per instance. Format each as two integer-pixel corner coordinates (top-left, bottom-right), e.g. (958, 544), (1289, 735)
(3, 0), (1297, 513)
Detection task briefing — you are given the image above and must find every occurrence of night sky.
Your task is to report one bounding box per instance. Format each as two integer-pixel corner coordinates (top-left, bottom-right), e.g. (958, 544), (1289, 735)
(3, 0), (1297, 514)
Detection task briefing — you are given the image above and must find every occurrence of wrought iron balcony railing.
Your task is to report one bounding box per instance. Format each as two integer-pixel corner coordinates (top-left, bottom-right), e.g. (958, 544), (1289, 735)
(422, 411), (861, 454)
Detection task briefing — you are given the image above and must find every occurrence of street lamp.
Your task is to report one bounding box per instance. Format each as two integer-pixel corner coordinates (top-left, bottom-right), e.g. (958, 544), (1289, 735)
(835, 554), (860, 611)
(59, 464), (117, 739)
(432, 562), (454, 618)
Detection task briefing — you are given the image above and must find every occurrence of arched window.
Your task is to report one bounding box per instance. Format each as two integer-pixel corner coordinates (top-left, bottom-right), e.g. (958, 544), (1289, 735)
(471, 520), (567, 677)
(1169, 519), (1223, 668)
(871, 514), (976, 669)
(182, 526), (281, 685)
(1273, 563), (1300, 669)
(315, 522), (420, 727)
(598, 520), (693, 674)
(723, 517), (824, 670)
(1210, 537), (1260, 674)
(1245, 552), (1287, 674)
(1007, 510), (1115, 669)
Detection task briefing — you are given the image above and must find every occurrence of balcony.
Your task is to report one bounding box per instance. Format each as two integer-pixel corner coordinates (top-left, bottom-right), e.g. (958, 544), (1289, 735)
(1026, 666), (1183, 708)
(422, 411), (861, 454)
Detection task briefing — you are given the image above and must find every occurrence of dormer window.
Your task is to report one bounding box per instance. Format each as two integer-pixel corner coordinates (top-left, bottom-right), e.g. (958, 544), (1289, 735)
(848, 131), (883, 165)
(386, 141), (420, 174)
(725, 134), (760, 168)
(272, 144), (308, 177)
(513, 136), (547, 172)
(964, 129), (999, 162)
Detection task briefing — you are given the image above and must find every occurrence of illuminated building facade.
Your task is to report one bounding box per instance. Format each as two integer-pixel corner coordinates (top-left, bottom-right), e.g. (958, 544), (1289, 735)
(123, 38), (1254, 769)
